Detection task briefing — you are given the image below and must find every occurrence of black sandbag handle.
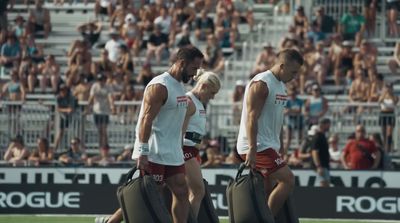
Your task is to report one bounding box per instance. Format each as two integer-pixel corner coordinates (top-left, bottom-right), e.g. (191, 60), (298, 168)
(235, 163), (260, 181)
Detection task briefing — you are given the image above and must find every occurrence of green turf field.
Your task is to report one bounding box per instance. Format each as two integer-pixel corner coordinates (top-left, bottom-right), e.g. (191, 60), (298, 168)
(0, 216), (396, 223)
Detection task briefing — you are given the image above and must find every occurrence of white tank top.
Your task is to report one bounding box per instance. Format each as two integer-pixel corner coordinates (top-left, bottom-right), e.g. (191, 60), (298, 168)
(132, 72), (188, 165)
(183, 92), (206, 147)
(236, 70), (288, 154)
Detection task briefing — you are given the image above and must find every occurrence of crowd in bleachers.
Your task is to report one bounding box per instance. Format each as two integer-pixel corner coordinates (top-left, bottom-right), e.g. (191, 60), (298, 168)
(0, 0), (266, 167)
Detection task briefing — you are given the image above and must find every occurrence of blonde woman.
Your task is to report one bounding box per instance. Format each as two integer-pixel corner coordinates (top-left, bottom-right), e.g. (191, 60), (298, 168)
(181, 70), (221, 218)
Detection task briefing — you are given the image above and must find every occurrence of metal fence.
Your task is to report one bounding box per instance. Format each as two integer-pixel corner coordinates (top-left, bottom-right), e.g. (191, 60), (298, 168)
(207, 101), (400, 154)
(0, 100), (140, 152)
(1, 100), (399, 156)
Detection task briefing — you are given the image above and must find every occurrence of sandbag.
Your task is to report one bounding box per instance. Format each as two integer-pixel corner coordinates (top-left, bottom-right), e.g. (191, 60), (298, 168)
(226, 163), (275, 223)
(117, 167), (172, 223)
(198, 179), (219, 223)
(163, 179), (219, 223)
(275, 195), (299, 223)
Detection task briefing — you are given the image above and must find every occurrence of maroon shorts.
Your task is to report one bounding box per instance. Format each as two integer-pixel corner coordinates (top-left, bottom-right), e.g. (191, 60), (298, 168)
(183, 146), (200, 162)
(141, 161), (185, 184)
(240, 148), (286, 177)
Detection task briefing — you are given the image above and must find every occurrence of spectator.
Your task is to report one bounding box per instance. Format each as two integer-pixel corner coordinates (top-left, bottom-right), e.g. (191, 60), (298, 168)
(201, 139), (225, 167)
(284, 85), (304, 151)
(12, 16), (27, 38)
(203, 34), (225, 74)
(307, 21), (326, 44)
(386, 0), (400, 37)
(4, 135), (29, 166)
(105, 29), (124, 63)
(353, 40), (377, 73)
(369, 133), (393, 170)
(297, 125), (320, 168)
(73, 74), (91, 102)
(109, 1), (132, 29)
(339, 6), (365, 46)
(154, 6), (172, 35)
(27, 0), (51, 38)
(94, 0), (117, 19)
(0, 0), (14, 31)
(224, 150), (241, 165)
(194, 9), (215, 41)
(233, 0), (255, 31)
(55, 84), (77, 151)
(92, 49), (114, 78)
(232, 80), (245, 125)
(26, 63), (40, 93)
(310, 118), (331, 187)
(77, 20), (102, 48)
(1, 70), (26, 102)
(24, 35), (45, 64)
(146, 24), (169, 65)
(363, 0), (378, 37)
(328, 134), (342, 169)
(293, 6), (309, 39)
(304, 84), (328, 127)
(38, 55), (61, 93)
(172, 0), (196, 30)
(0, 34), (20, 70)
(119, 84), (140, 122)
(28, 137), (54, 166)
(334, 40), (354, 86)
(313, 6), (336, 36)
(87, 144), (115, 166)
(253, 43), (276, 74)
(378, 83), (399, 153)
(136, 63), (155, 87)
(58, 137), (87, 166)
(388, 41), (400, 75)
(121, 13), (141, 57)
(348, 67), (370, 114)
(88, 73), (115, 148)
(305, 41), (328, 86)
(341, 125), (381, 170)
(368, 73), (384, 102)
(116, 144), (132, 162)
(117, 44), (134, 74)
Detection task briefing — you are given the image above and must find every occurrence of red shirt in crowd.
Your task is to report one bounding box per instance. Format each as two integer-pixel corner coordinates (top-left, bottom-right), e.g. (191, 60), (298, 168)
(342, 138), (377, 170)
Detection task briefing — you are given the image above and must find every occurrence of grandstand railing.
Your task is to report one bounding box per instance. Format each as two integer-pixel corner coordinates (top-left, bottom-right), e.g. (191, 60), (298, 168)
(0, 100), (140, 152)
(208, 101), (400, 154)
(0, 100), (398, 156)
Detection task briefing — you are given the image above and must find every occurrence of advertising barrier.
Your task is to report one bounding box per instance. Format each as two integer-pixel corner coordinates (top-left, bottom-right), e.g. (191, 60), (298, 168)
(0, 167), (399, 220)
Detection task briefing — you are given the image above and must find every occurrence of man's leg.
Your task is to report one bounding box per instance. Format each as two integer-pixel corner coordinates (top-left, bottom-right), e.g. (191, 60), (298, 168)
(268, 165), (295, 216)
(165, 173), (189, 223)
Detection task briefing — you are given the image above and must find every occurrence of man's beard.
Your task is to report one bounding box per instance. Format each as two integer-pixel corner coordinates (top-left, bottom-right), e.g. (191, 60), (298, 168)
(181, 68), (190, 83)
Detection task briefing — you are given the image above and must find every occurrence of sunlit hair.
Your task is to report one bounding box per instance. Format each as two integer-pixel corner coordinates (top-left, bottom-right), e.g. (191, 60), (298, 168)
(193, 69), (221, 92)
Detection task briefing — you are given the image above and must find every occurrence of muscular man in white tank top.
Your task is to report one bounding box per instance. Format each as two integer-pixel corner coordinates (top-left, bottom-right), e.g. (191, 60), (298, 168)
(105, 46), (204, 223)
(236, 49), (304, 217)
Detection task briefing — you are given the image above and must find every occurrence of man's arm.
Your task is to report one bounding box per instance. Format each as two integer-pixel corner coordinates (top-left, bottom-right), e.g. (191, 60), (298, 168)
(245, 81), (268, 168)
(136, 84), (167, 170)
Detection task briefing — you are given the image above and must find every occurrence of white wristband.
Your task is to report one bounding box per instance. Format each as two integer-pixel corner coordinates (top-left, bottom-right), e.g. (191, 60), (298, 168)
(138, 142), (150, 155)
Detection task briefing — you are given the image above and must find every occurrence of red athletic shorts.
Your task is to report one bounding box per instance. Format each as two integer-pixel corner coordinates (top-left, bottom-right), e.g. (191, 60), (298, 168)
(240, 148), (286, 177)
(141, 161), (185, 184)
(183, 146), (200, 162)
